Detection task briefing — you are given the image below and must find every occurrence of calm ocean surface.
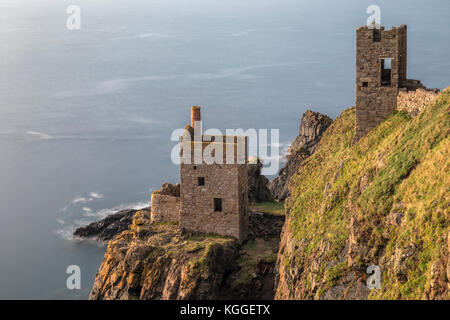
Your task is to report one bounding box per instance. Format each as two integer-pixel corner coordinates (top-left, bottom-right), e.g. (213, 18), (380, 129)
(0, 0), (448, 299)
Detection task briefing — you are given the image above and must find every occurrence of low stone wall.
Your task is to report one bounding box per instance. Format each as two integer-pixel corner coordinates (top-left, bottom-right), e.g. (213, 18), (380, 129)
(150, 193), (180, 223)
(397, 88), (439, 117)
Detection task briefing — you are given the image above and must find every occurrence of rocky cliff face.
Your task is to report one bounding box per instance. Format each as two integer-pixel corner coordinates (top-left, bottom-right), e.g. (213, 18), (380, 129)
(289, 110), (333, 155)
(248, 157), (273, 203)
(275, 89), (449, 300)
(268, 110), (332, 201)
(90, 210), (239, 300)
(89, 210), (284, 300)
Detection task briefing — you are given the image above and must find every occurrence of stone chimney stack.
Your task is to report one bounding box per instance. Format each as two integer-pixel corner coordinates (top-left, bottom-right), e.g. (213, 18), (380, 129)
(190, 106), (201, 127)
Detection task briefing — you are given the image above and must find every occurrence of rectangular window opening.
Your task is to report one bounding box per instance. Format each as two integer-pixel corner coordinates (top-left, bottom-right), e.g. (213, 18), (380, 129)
(362, 82), (368, 87)
(373, 29), (381, 42)
(198, 177), (205, 186)
(381, 58), (392, 86)
(214, 198), (222, 212)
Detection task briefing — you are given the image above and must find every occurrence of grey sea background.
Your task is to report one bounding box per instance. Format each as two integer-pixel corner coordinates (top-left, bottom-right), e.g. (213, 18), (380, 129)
(0, 0), (448, 299)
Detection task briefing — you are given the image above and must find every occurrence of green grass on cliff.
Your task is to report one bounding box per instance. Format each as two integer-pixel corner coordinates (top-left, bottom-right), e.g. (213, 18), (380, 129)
(286, 88), (449, 299)
(251, 201), (285, 215)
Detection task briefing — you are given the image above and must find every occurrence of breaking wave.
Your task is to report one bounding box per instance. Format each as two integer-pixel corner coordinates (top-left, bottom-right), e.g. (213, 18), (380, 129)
(55, 191), (148, 242)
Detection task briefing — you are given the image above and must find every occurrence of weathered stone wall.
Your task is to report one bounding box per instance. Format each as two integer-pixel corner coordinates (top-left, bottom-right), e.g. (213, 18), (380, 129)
(150, 193), (180, 223)
(397, 88), (439, 117)
(179, 137), (249, 242)
(237, 163), (249, 242)
(355, 25), (407, 142)
(180, 162), (248, 242)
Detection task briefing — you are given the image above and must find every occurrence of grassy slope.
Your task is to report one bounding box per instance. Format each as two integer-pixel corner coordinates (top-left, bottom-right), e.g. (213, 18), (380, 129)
(286, 88), (449, 299)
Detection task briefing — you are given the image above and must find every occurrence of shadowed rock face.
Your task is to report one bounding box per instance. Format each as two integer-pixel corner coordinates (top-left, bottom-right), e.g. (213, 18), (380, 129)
(248, 158), (273, 203)
(269, 110), (332, 201)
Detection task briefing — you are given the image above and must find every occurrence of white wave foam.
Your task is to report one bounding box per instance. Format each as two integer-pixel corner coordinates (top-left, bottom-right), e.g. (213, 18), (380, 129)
(136, 32), (171, 39)
(72, 191), (104, 204)
(82, 201), (149, 221)
(56, 199), (149, 243)
(26, 131), (52, 139)
(89, 192), (104, 199)
(111, 31), (173, 41)
(55, 227), (105, 246)
(72, 197), (87, 204)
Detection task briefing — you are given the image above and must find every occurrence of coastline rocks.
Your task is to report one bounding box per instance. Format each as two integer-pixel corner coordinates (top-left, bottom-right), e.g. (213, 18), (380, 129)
(73, 208), (149, 242)
(269, 110), (332, 201)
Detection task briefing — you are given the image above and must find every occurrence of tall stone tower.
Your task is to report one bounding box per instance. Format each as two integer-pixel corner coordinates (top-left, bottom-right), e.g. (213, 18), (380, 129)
(179, 107), (249, 242)
(354, 24), (407, 141)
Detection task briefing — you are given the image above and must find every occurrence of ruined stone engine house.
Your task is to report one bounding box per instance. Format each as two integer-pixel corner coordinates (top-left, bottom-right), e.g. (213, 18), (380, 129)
(151, 107), (249, 242)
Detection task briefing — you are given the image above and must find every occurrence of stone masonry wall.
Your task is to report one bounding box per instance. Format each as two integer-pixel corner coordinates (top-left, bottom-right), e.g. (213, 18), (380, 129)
(179, 136), (248, 242)
(397, 88), (439, 117)
(180, 163), (247, 242)
(355, 25), (407, 142)
(150, 193), (180, 223)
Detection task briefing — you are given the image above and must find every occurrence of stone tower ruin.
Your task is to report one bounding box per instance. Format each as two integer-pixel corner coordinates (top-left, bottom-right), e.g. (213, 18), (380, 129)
(355, 24), (434, 141)
(179, 107), (249, 242)
(354, 24), (407, 141)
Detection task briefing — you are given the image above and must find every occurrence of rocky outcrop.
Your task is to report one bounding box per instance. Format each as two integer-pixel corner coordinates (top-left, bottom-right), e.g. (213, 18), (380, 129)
(89, 210), (284, 300)
(289, 110), (333, 155)
(268, 110), (332, 201)
(248, 157), (273, 203)
(73, 208), (149, 242)
(90, 211), (239, 300)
